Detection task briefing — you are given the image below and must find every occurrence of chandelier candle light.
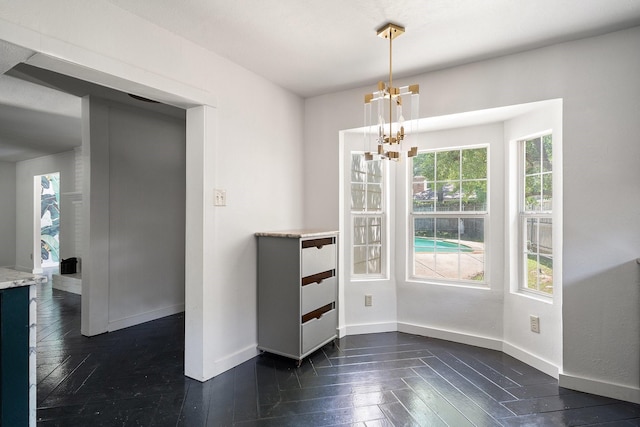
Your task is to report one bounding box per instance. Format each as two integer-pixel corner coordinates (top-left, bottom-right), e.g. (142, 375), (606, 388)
(364, 23), (419, 161)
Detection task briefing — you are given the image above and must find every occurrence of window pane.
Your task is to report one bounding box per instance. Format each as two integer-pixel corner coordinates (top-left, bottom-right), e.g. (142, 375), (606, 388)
(367, 183), (382, 210)
(353, 214), (383, 276)
(368, 160), (383, 183)
(434, 218), (460, 280)
(525, 217), (553, 294)
(367, 246), (381, 274)
(435, 181), (460, 211)
(542, 135), (553, 172)
(413, 187), (435, 212)
(462, 148), (487, 179)
(413, 152), (435, 182)
(413, 147), (487, 215)
(436, 150), (460, 181)
(353, 246), (367, 274)
(524, 175), (541, 211)
(461, 180), (487, 211)
(413, 218), (436, 278)
(461, 218), (485, 281)
(414, 217), (435, 238)
(525, 137), (541, 175)
(367, 217), (382, 244)
(542, 173), (553, 210)
(353, 217), (366, 245)
(351, 184), (365, 210)
(436, 217), (458, 240)
(351, 154), (366, 182)
(413, 217), (484, 281)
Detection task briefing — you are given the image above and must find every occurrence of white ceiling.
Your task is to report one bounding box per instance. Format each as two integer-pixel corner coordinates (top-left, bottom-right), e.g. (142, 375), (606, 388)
(106, 0), (640, 97)
(2, 0), (640, 162)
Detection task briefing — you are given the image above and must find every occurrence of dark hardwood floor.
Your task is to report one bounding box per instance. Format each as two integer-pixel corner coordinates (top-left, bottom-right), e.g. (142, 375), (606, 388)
(36, 283), (640, 426)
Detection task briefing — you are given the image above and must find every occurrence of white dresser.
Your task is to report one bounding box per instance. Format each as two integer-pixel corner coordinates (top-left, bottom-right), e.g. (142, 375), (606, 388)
(255, 230), (338, 364)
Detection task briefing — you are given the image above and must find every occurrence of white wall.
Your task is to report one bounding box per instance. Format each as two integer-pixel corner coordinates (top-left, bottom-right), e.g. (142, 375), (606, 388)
(305, 27), (640, 402)
(14, 151), (75, 272)
(396, 123), (506, 349)
(0, 160), (16, 266)
(82, 98), (187, 332)
(503, 104), (563, 376)
(0, 0), (304, 380)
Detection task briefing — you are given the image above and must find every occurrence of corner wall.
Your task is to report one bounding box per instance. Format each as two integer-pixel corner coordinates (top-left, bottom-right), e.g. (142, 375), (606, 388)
(82, 96), (186, 333)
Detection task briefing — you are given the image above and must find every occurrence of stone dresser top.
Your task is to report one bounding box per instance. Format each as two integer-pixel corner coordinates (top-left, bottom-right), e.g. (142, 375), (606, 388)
(255, 229), (339, 238)
(0, 268), (47, 290)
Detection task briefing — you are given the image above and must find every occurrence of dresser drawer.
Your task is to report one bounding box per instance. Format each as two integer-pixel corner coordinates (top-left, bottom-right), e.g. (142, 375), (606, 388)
(301, 238), (336, 277)
(301, 275), (336, 314)
(301, 305), (337, 354)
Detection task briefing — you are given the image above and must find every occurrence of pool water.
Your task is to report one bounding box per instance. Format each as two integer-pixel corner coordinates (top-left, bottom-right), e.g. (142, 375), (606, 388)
(414, 237), (473, 253)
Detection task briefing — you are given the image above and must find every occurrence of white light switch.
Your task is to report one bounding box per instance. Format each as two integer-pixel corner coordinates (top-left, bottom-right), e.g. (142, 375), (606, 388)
(214, 189), (226, 206)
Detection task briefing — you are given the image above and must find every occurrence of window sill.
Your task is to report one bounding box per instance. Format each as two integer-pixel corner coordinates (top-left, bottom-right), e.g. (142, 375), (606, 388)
(513, 289), (554, 304)
(405, 278), (491, 291)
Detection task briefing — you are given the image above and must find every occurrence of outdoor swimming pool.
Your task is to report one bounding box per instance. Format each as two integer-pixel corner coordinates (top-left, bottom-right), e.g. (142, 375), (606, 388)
(414, 237), (474, 253)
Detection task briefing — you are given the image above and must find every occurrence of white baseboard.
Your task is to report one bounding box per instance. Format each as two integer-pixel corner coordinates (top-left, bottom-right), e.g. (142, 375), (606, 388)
(559, 373), (640, 404)
(344, 321), (397, 336)
(108, 303), (185, 332)
(52, 274), (82, 295)
(502, 341), (559, 378)
(397, 322), (502, 351)
(187, 344), (259, 382)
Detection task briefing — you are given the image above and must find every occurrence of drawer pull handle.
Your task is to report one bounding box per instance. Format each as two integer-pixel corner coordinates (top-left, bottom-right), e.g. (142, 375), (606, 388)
(302, 237), (335, 249)
(302, 303), (333, 323)
(301, 270), (334, 286)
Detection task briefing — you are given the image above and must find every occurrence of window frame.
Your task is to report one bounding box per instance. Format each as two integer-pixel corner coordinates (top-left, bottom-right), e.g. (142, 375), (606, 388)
(409, 144), (489, 286)
(518, 133), (554, 297)
(350, 152), (387, 279)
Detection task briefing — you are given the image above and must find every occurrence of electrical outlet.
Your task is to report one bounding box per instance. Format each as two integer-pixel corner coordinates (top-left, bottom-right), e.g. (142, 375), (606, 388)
(365, 294), (372, 307)
(530, 315), (540, 333)
(214, 189), (226, 206)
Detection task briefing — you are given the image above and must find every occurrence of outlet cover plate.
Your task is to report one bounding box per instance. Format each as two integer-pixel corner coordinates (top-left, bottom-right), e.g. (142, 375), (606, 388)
(530, 315), (540, 333)
(214, 189), (226, 206)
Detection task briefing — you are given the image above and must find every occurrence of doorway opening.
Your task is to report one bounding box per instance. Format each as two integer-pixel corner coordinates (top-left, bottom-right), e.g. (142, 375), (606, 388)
(36, 172), (60, 270)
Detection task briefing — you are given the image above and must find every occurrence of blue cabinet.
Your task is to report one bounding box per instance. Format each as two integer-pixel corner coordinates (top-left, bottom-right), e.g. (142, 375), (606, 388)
(0, 286), (30, 426)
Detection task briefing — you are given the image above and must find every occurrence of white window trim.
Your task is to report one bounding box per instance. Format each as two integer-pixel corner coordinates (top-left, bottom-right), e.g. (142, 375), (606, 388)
(512, 130), (559, 300)
(350, 152), (388, 280)
(408, 144), (490, 286)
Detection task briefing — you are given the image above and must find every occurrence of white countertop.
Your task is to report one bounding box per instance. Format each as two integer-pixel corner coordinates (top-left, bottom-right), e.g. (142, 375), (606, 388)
(255, 229), (339, 238)
(0, 268), (47, 290)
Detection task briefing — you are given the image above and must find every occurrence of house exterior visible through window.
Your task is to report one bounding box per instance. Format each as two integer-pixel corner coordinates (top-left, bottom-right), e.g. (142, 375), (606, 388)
(350, 153), (385, 277)
(410, 147), (488, 283)
(520, 134), (553, 295)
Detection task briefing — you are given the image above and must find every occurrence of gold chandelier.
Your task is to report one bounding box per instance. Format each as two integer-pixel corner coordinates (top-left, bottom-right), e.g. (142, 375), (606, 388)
(364, 23), (419, 161)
